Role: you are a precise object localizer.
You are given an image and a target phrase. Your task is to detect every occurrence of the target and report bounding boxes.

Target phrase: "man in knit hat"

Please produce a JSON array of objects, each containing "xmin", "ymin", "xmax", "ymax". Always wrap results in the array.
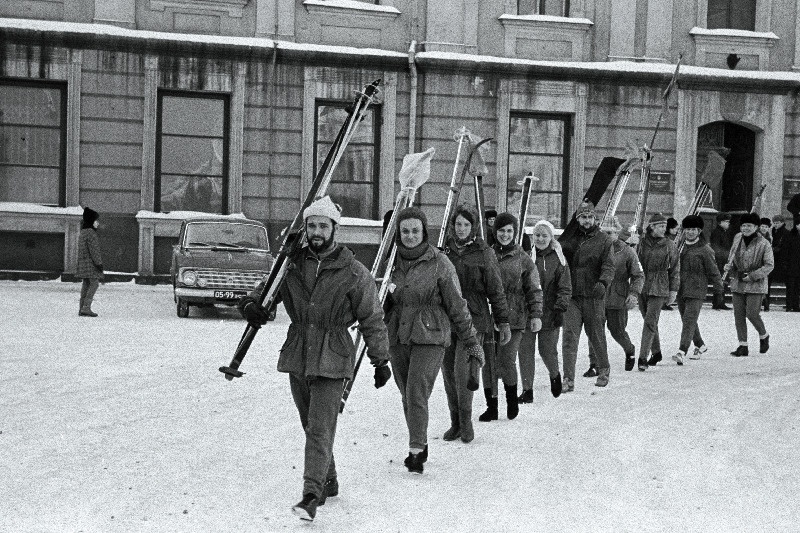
[
  {"xmin": 239, "ymin": 195, "xmax": 390, "ymax": 522},
  {"xmin": 710, "ymin": 212, "xmax": 733, "ymax": 309},
  {"xmin": 637, "ymin": 212, "xmax": 680, "ymax": 370},
  {"xmin": 559, "ymin": 200, "xmax": 616, "ymax": 389}
]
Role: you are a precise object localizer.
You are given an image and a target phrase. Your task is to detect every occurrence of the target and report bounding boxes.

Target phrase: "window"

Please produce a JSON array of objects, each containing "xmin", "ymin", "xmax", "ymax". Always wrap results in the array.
[
  {"xmin": 0, "ymin": 79, "xmax": 67, "ymax": 206},
  {"xmin": 707, "ymin": 0, "xmax": 756, "ymax": 31},
  {"xmin": 156, "ymin": 91, "xmax": 228, "ymax": 213},
  {"xmin": 517, "ymin": 0, "xmax": 570, "ymax": 16},
  {"xmin": 314, "ymin": 101, "xmax": 381, "ymax": 219},
  {"xmin": 507, "ymin": 113, "xmax": 571, "ymax": 227}
]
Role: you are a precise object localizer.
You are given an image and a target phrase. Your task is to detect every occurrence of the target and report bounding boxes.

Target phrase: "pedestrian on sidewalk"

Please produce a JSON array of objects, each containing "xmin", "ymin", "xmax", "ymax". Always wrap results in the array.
[
  {"xmin": 782, "ymin": 216, "xmax": 800, "ymax": 311},
  {"xmin": 586, "ymin": 216, "xmax": 644, "ymax": 373},
  {"xmin": 724, "ymin": 212, "xmax": 774, "ymax": 357},
  {"xmin": 238, "ymin": 196, "xmax": 390, "ymax": 522},
  {"xmin": 480, "ymin": 212, "xmax": 543, "ymax": 422},
  {"xmin": 710, "ymin": 212, "xmax": 734, "ymax": 309},
  {"xmin": 662, "ymin": 218, "xmax": 680, "ymax": 311},
  {"xmin": 443, "ymin": 204, "xmax": 510, "ymax": 444},
  {"xmin": 637, "ymin": 213, "xmax": 680, "ymax": 370},
  {"xmin": 770, "ymin": 214, "xmax": 788, "ymax": 311},
  {"xmin": 559, "ymin": 201, "xmax": 616, "ymax": 390},
  {"xmin": 672, "ymin": 215, "xmax": 723, "ymax": 364},
  {"xmin": 76, "ymin": 207, "xmax": 104, "ymax": 317},
  {"xmin": 383, "ymin": 207, "xmax": 481, "ymax": 472},
  {"xmin": 518, "ymin": 220, "xmax": 571, "ymax": 403}
]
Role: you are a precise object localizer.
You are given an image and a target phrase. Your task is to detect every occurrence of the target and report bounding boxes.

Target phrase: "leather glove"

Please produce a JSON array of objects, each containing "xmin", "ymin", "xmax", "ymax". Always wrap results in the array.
[
  {"xmin": 592, "ymin": 281, "xmax": 607, "ymax": 299},
  {"xmin": 552, "ymin": 310, "xmax": 564, "ymax": 328},
  {"xmin": 373, "ymin": 361, "xmax": 391, "ymax": 389},
  {"xmin": 625, "ymin": 294, "xmax": 638, "ymax": 310},
  {"xmin": 668, "ymin": 290, "xmax": 678, "ymax": 306},
  {"xmin": 497, "ymin": 323, "xmax": 512, "ymax": 346},
  {"xmin": 238, "ymin": 296, "xmax": 269, "ymax": 329},
  {"xmin": 529, "ymin": 317, "xmax": 542, "ymax": 333}
]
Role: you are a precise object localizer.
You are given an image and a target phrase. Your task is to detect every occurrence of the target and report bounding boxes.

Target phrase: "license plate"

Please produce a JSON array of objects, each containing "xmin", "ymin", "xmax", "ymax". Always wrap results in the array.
[{"xmin": 214, "ymin": 290, "xmax": 247, "ymax": 300}]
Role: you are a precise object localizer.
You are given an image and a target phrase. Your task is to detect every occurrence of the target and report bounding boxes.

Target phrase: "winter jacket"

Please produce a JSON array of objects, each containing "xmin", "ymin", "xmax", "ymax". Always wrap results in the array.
[
  {"xmin": 76, "ymin": 228, "xmax": 103, "ymax": 279},
  {"xmin": 257, "ymin": 245, "xmax": 389, "ymax": 380},
  {"xmin": 605, "ymin": 239, "xmax": 644, "ymax": 310},
  {"xmin": 638, "ymin": 233, "xmax": 680, "ymax": 297},
  {"xmin": 725, "ymin": 232, "xmax": 774, "ymax": 294},
  {"xmin": 678, "ymin": 239, "xmax": 723, "ymax": 300},
  {"xmin": 493, "ymin": 244, "xmax": 543, "ymax": 330},
  {"xmin": 444, "ymin": 237, "xmax": 509, "ymax": 333},
  {"xmin": 771, "ymin": 225, "xmax": 789, "ymax": 279},
  {"xmin": 534, "ymin": 244, "xmax": 572, "ymax": 330},
  {"xmin": 385, "ymin": 244, "xmax": 477, "ymax": 348},
  {"xmin": 779, "ymin": 227, "xmax": 800, "ymax": 279},
  {"xmin": 710, "ymin": 226, "xmax": 733, "ymax": 266},
  {"xmin": 560, "ymin": 224, "xmax": 615, "ymax": 299}
]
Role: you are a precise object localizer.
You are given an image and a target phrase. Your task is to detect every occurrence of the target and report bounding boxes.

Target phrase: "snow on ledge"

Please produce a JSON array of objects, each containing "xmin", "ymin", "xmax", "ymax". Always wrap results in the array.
[
  {"xmin": 690, "ymin": 27, "xmax": 779, "ymax": 41},
  {"xmin": 135, "ymin": 210, "xmax": 248, "ymax": 221},
  {"xmin": 498, "ymin": 14, "xmax": 593, "ymax": 26},
  {"xmin": 303, "ymin": 0, "xmax": 400, "ymax": 15},
  {"xmin": 0, "ymin": 202, "xmax": 84, "ymax": 215}
]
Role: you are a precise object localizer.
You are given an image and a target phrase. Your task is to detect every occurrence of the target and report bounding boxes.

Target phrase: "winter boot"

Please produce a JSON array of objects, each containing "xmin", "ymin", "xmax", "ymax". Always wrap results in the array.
[
  {"xmin": 518, "ymin": 389, "xmax": 534, "ymax": 404},
  {"xmin": 442, "ymin": 410, "xmax": 460, "ymax": 441},
  {"xmin": 624, "ymin": 349, "xmax": 636, "ymax": 371},
  {"xmin": 689, "ymin": 345, "xmax": 707, "ymax": 360},
  {"xmin": 760, "ymin": 335, "xmax": 770, "ymax": 354},
  {"xmin": 637, "ymin": 357, "xmax": 648, "ymax": 371},
  {"xmin": 672, "ymin": 351, "xmax": 685, "ymax": 366},
  {"xmin": 459, "ymin": 410, "xmax": 474, "ymax": 443},
  {"xmin": 594, "ymin": 368, "xmax": 610, "ymax": 387},
  {"xmin": 505, "ymin": 384, "xmax": 519, "ymax": 420},
  {"xmin": 404, "ymin": 452, "xmax": 424, "ymax": 474},
  {"xmin": 292, "ymin": 494, "xmax": 319, "ymax": 521},
  {"xmin": 561, "ymin": 377, "xmax": 574, "ymax": 393},
  {"xmin": 318, "ymin": 477, "xmax": 339, "ymax": 506},
  {"xmin": 582, "ymin": 364, "xmax": 598, "ymax": 378},
  {"xmin": 730, "ymin": 345, "xmax": 749, "ymax": 357},
  {"xmin": 478, "ymin": 389, "xmax": 498, "ymax": 422},
  {"xmin": 79, "ymin": 297, "xmax": 98, "ymax": 317},
  {"xmin": 550, "ymin": 372, "xmax": 562, "ymax": 398},
  {"xmin": 647, "ymin": 352, "xmax": 662, "ymax": 366}
]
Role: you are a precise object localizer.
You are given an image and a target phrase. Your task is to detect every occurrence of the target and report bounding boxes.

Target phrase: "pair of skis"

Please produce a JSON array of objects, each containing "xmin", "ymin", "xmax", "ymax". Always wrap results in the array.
[{"xmin": 219, "ymin": 79, "xmax": 381, "ymax": 381}]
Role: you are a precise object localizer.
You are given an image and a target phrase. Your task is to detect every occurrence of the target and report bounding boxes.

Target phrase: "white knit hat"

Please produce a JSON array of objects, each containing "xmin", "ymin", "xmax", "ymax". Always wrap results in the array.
[{"xmin": 303, "ymin": 196, "xmax": 341, "ymax": 224}]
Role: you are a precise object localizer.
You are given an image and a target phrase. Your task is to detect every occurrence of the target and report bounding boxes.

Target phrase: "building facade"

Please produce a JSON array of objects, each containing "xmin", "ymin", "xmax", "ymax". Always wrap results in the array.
[{"xmin": 1, "ymin": 0, "xmax": 799, "ymax": 279}]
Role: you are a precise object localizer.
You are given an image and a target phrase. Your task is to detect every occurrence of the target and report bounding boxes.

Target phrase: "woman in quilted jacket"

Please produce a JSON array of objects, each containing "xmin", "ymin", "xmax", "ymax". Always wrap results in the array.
[
  {"xmin": 76, "ymin": 207, "xmax": 103, "ymax": 317},
  {"xmin": 724, "ymin": 212, "xmax": 774, "ymax": 357}
]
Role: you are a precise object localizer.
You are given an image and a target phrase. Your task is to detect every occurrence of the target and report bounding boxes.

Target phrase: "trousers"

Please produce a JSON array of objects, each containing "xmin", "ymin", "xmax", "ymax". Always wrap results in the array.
[
  {"xmin": 638, "ymin": 295, "xmax": 666, "ymax": 358},
  {"xmin": 482, "ymin": 329, "xmax": 523, "ymax": 396},
  {"xmin": 518, "ymin": 327, "xmax": 561, "ymax": 391},
  {"xmin": 562, "ymin": 297, "xmax": 608, "ymax": 381},
  {"xmin": 677, "ymin": 297, "xmax": 705, "ymax": 353},
  {"xmin": 588, "ymin": 308, "xmax": 635, "ymax": 366},
  {"xmin": 390, "ymin": 344, "xmax": 445, "ymax": 450},
  {"xmin": 732, "ymin": 292, "xmax": 767, "ymax": 342}
]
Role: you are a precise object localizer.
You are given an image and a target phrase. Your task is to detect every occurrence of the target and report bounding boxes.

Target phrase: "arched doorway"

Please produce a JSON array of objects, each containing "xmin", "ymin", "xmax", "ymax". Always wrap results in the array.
[{"xmin": 696, "ymin": 121, "xmax": 756, "ymax": 213}]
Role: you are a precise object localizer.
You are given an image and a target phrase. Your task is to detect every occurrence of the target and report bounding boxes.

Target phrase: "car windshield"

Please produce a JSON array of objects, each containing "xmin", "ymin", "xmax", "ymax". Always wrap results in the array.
[{"xmin": 185, "ymin": 222, "xmax": 269, "ymax": 251}]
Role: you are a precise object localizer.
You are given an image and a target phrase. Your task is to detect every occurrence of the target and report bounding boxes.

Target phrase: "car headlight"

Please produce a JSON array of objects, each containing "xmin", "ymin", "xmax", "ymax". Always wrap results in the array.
[{"xmin": 182, "ymin": 270, "xmax": 197, "ymax": 286}]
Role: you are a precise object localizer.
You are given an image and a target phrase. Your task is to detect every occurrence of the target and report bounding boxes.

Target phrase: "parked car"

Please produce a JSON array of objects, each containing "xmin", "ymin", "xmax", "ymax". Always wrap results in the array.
[{"xmin": 171, "ymin": 217, "xmax": 274, "ymax": 318}]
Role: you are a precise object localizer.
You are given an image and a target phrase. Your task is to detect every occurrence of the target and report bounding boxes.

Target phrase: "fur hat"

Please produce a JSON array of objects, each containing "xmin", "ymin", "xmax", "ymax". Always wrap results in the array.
[
  {"xmin": 760, "ymin": 217, "xmax": 772, "ymax": 227},
  {"xmin": 648, "ymin": 212, "xmax": 668, "ymax": 225},
  {"xmin": 493, "ymin": 212, "xmax": 519, "ymax": 239},
  {"xmin": 716, "ymin": 212, "xmax": 731, "ymax": 222},
  {"xmin": 303, "ymin": 196, "xmax": 341, "ymax": 224},
  {"xmin": 395, "ymin": 206, "xmax": 428, "ymax": 244},
  {"xmin": 576, "ymin": 200, "xmax": 596, "ymax": 217},
  {"xmin": 772, "ymin": 214, "xmax": 785, "ymax": 223},
  {"xmin": 740, "ymin": 212, "xmax": 761, "ymax": 227},
  {"xmin": 600, "ymin": 215, "xmax": 622, "ymax": 232},
  {"xmin": 667, "ymin": 217, "xmax": 679, "ymax": 231},
  {"xmin": 485, "ymin": 209, "xmax": 497, "ymax": 219},
  {"xmin": 681, "ymin": 214, "xmax": 704, "ymax": 230},
  {"xmin": 82, "ymin": 207, "xmax": 99, "ymax": 229}
]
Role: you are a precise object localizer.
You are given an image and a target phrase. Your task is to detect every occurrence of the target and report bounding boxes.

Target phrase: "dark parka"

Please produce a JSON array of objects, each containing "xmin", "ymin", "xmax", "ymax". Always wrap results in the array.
[
  {"xmin": 605, "ymin": 239, "xmax": 645, "ymax": 309},
  {"xmin": 76, "ymin": 228, "xmax": 103, "ymax": 279},
  {"xmin": 638, "ymin": 233, "xmax": 680, "ymax": 297},
  {"xmin": 679, "ymin": 238, "xmax": 723, "ymax": 299},
  {"xmin": 560, "ymin": 224, "xmax": 616, "ymax": 298},
  {"xmin": 444, "ymin": 237, "xmax": 510, "ymax": 333},
  {"xmin": 493, "ymin": 245, "xmax": 544, "ymax": 330},
  {"xmin": 534, "ymin": 245, "xmax": 573, "ymax": 330},
  {"xmin": 385, "ymin": 244, "xmax": 477, "ymax": 348},
  {"xmin": 257, "ymin": 245, "xmax": 389, "ymax": 380}
]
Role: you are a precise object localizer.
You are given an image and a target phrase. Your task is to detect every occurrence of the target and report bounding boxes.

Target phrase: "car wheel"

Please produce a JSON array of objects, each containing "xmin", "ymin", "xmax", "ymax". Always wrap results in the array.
[{"xmin": 177, "ymin": 298, "xmax": 190, "ymax": 318}]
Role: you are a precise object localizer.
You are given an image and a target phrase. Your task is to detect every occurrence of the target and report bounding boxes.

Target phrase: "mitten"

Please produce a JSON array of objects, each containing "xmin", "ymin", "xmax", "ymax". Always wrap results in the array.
[
  {"xmin": 529, "ymin": 317, "xmax": 542, "ymax": 333},
  {"xmin": 592, "ymin": 281, "xmax": 607, "ymax": 299},
  {"xmin": 552, "ymin": 310, "xmax": 564, "ymax": 328},
  {"xmin": 497, "ymin": 323, "xmax": 512, "ymax": 346},
  {"xmin": 373, "ymin": 361, "xmax": 391, "ymax": 389},
  {"xmin": 625, "ymin": 294, "xmax": 638, "ymax": 310},
  {"xmin": 238, "ymin": 296, "xmax": 269, "ymax": 329}
]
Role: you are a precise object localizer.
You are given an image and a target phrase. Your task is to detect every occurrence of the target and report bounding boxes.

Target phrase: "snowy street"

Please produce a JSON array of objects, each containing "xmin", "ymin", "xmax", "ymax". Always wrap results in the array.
[{"xmin": 2, "ymin": 280, "xmax": 799, "ymax": 532}]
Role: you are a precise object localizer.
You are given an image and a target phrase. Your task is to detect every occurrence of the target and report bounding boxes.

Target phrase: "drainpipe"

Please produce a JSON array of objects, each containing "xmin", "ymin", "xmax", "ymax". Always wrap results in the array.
[{"xmin": 407, "ymin": 40, "xmax": 418, "ymax": 155}]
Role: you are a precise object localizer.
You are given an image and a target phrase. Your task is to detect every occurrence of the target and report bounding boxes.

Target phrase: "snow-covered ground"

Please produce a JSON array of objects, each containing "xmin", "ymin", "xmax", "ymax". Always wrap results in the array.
[{"xmin": 2, "ymin": 280, "xmax": 798, "ymax": 533}]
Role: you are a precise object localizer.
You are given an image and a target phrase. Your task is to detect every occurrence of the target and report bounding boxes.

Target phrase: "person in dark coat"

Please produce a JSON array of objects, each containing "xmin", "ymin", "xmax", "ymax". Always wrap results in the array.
[
  {"xmin": 770, "ymin": 214, "xmax": 788, "ymax": 289},
  {"xmin": 724, "ymin": 212, "xmax": 774, "ymax": 357},
  {"xmin": 76, "ymin": 207, "xmax": 103, "ymax": 317},
  {"xmin": 637, "ymin": 212, "xmax": 680, "ymax": 370},
  {"xmin": 710, "ymin": 212, "xmax": 734, "ymax": 309},
  {"xmin": 480, "ymin": 212, "xmax": 543, "ymax": 422},
  {"xmin": 672, "ymin": 215, "xmax": 723, "ymax": 364},
  {"xmin": 559, "ymin": 200, "xmax": 616, "ymax": 389},
  {"xmin": 484, "ymin": 209, "xmax": 497, "ymax": 246},
  {"xmin": 443, "ymin": 204, "xmax": 511, "ymax": 444},
  {"xmin": 239, "ymin": 196, "xmax": 390, "ymax": 522},
  {"xmin": 518, "ymin": 220, "xmax": 571, "ymax": 403},
  {"xmin": 782, "ymin": 216, "xmax": 800, "ymax": 311},
  {"xmin": 662, "ymin": 217, "xmax": 680, "ymax": 310},
  {"xmin": 758, "ymin": 217, "xmax": 773, "ymax": 310},
  {"xmin": 586, "ymin": 215, "xmax": 644, "ymax": 373},
  {"xmin": 383, "ymin": 207, "xmax": 481, "ymax": 472}
]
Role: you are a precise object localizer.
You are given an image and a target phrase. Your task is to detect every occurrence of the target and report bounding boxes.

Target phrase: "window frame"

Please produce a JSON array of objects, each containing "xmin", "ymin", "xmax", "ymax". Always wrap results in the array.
[
  {"xmin": 517, "ymin": 0, "xmax": 571, "ymax": 17},
  {"xmin": 0, "ymin": 77, "xmax": 68, "ymax": 207},
  {"xmin": 312, "ymin": 98, "xmax": 382, "ymax": 220},
  {"xmin": 507, "ymin": 111, "xmax": 572, "ymax": 226},
  {"xmin": 154, "ymin": 89, "xmax": 230, "ymax": 214},
  {"xmin": 706, "ymin": 0, "xmax": 756, "ymax": 31}
]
